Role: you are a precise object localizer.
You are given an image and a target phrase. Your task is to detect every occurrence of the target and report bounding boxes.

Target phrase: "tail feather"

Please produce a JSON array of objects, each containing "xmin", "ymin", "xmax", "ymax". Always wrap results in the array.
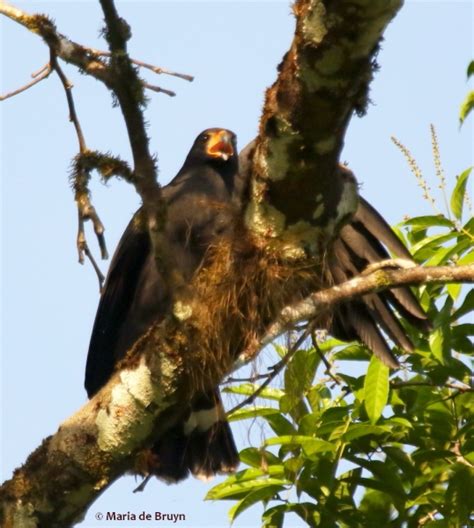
[
  {"xmin": 144, "ymin": 389, "xmax": 239, "ymax": 483},
  {"xmin": 186, "ymin": 420, "xmax": 239, "ymax": 481}
]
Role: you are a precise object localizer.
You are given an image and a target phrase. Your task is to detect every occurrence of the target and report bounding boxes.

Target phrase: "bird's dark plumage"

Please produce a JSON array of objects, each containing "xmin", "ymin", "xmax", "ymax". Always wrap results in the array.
[
  {"xmin": 328, "ymin": 196, "xmax": 430, "ymax": 366},
  {"xmin": 85, "ymin": 131, "xmax": 429, "ymax": 484},
  {"xmin": 85, "ymin": 128, "xmax": 240, "ymax": 482}
]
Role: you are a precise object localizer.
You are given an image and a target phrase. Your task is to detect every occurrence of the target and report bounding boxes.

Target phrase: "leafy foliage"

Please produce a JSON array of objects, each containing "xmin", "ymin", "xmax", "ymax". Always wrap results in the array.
[
  {"xmin": 208, "ymin": 175, "xmax": 474, "ymax": 526},
  {"xmin": 459, "ymin": 60, "xmax": 474, "ymax": 125}
]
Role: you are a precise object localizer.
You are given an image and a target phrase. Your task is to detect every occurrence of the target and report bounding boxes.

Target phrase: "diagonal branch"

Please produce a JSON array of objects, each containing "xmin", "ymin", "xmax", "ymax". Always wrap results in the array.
[
  {"xmin": 0, "ymin": 3, "xmax": 112, "ymax": 84},
  {"xmin": 262, "ymin": 263, "xmax": 474, "ymax": 346}
]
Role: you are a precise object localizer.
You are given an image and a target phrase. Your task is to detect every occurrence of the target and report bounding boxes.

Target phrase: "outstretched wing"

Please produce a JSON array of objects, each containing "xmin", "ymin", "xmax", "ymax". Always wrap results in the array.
[
  {"xmin": 329, "ymin": 196, "xmax": 430, "ymax": 366},
  {"xmin": 84, "ymin": 212, "xmax": 152, "ymax": 397}
]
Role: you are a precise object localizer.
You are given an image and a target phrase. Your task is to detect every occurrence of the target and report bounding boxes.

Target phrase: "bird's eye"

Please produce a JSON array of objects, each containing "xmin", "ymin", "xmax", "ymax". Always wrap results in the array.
[{"xmin": 202, "ymin": 134, "xmax": 209, "ymax": 142}]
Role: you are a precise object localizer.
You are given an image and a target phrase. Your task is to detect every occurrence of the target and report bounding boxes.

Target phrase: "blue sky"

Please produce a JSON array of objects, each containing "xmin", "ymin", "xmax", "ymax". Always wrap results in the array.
[{"xmin": 1, "ymin": 1, "xmax": 472, "ymax": 527}]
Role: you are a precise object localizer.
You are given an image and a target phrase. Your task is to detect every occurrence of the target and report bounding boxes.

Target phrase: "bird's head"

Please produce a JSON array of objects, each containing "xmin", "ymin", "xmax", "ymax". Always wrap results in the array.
[{"xmin": 190, "ymin": 128, "xmax": 237, "ymax": 163}]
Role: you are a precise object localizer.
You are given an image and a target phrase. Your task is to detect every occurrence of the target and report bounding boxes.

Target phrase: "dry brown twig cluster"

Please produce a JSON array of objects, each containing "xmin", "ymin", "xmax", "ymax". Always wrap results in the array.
[{"xmin": 0, "ymin": 1, "xmax": 193, "ymax": 290}]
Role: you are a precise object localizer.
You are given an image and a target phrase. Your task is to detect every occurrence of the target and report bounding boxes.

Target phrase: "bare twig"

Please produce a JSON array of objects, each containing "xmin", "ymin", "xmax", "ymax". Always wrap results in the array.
[
  {"xmin": 50, "ymin": 53, "xmax": 87, "ymax": 152},
  {"xmin": 89, "ymin": 48, "xmax": 194, "ymax": 82},
  {"xmin": 143, "ymin": 82, "xmax": 175, "ymax": 97},
  {"xmin": 223, "ymin": 373, "xmax": 269, "ymax": 384},
  {"xmin": 0, "ymin": 63, "xmax": 52, "ymax": 101},
  {"xmin": 227, "ymin": 325, "xmax": 314, "ymax": 415},
  {"xmin": 451, "ymin": 440, "xmax": 474, "ymax": 468},
  {"xmin": 50, "ymin": 50, "xmax": 109, "ymax": 282},
  {"xmin": 419, "ymin": 510, "xmax": 439, "ymax": 525},
  {"xmin": 311, "ymin": 331, "xmax": 342, "ymax": 386}
]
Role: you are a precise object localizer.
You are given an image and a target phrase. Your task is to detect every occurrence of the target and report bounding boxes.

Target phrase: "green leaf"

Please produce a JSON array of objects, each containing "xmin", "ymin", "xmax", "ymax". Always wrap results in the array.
[
  {"xmin": 464, "ymin": 215, "xmax": 474, "ymax": 235},
  {"xmin": 425, "ymin": 238, "xmax": 472, "ymax": 266},
  {"xmin": 411, "ymin": 232, "xmax": 459, "ymax": 261},
  {"xmin": 284, "ymin": 348, "xmax": 320, "ymax": 404},
  {"xmin": 347, "ymin": 456, "xmax": 406, "ymax": 499},
  {"xmin": 262, "ymin": 505, "xmax": 286, "ymax": 528},
  {"xmin": 447, "ymin": 282, "xmax": 462, "ymax": 301},
  {"xmin": 458, "ymin": 249, "xmax": 474, "ymax": 266},
  {"xmin": 334, "ymin": 343, "xmax": 371, "ymax": 361},
  {"xmin": 264, "ymin": 435, "xmax": 336, "ymax": 457},
  {"xmin": 402, "ymin": 215, "xmax": 454, "ymax": 229},
  {"xmin": 467, "ymin": 60, "xmax": 474, "ymax": 78},
  {"xmin": 239, "ymin": 447, "xmax": 281, "ymax": 469},
  {"xmin": 228, "ymin": 406, "xmax": 279, "ymax": 422},
  {"xmin": 264, "ymin": 413, "xmax": 296, "ymax": 436},
  {"xmin": 206, "ymin": 470, "xmax": 288, "ymax": 500},
  {"xmin": 359, "ymin": 488, "xmax": 392, "ymax": 523},
  {"xmin": 460, "ymin": 91, "xmax": 474, "ymax": 125},
  {"xmin": 450, "ymin": 167, "xmax": 472, "ymax": 220},
  {"xmin": 343, "ymin": 423, "xmax": 390, "ymax": 441},
  {"xmin": 363, "ymin": 356, "xmax": 390, "ymax": 424},
  {"xmin": 383, "ymin": 446, "xmax": 417, "ymax": 482},
  {"xmin": 451, "ymin": 288, "xmax": 474, "ymax": 321},
  {"xmin": 445, "ymin": 464, "xmax": 474, "ymax": 525},
  {"xmin": 223, "ymin": 383, "xmax": 284, "ymax": 401},
  {"xmin": 429, "ymin": 327, "xmax": 445, "ymax": 364},
  {"xmin": 228, "ymin": 485, "xmax": 283, "ymax": 523}
]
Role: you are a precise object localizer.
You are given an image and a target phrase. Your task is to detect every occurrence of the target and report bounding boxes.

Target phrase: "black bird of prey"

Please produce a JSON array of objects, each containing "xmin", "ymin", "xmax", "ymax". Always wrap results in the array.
[
  {"xmin": 85, "ymin": 128, "xmax": 241, "ymax": 482},
  {"xmin": 86, "ymin": 131, "xmax": 429, "ymax": 483}
]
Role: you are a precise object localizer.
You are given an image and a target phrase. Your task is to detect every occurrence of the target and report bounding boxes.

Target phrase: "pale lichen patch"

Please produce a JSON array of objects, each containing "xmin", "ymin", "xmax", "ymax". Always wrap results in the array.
[
  {"xmin": 263, "ymin": 220, "xmax": 328, "ymax": 260},
  {"xmin": 96, "ymin": 381, "xmax": 152, "ymax": 454},
  {"xmin": 244, "ymin": 201, "xmax": 286, "ymax": 239},
  {"xmin": 120, "ymin": 360, "xmax": 156, "ymax": 407},
  {"xmin": 58, "ymin": 37, "xmax": 75, "ymax": 59},
  {"xmin": 281, "ymin": 220, "xmax": 326, "ymax": 257},
  {"xmin": 12, "ymin": 502, "xmax": 38, "ymax": 528},
  {"xmin": 301, "ymin": 1, "xmax": 328, "ymax": 44},
  {"xmin": 335, "ymin": 174, "xmax": 359, "ymax": 223},
  {"xmin": 265, "ymin": 118, "xmax": 299, "ymax": 182},
  {"xmin": 173, "ymin": 300, "xmax": 193, "ymax": 321}
]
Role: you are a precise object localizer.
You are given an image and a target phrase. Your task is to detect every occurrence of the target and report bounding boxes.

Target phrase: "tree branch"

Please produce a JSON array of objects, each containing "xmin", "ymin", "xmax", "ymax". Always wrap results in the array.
[
  {"xmin": 244, "ymin": 0, "xmax": 403, "ymax": 254},
  {"xmin": 0, "ymin": 63, "xmax": 52, "ymax": 100},
  {"xmin": 262, "ymin": 263, "xmax": 474, "ymax": 346}
]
